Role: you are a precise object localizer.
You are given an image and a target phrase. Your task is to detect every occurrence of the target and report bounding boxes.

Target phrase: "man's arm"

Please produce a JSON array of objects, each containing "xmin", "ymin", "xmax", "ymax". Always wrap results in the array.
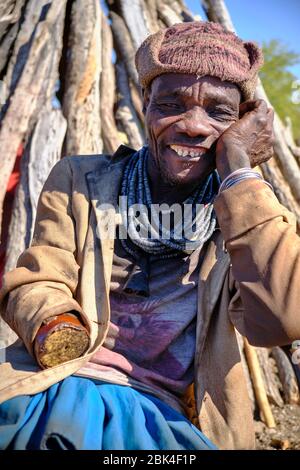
[
  {"xmin": 0, "ymin": 157, "xmax": 91, "ymax": 362},
  {"xmin": 213, "ymin": 98, "xmax": 300, "ymax": 347},
  {"xmin": 214, "ymin": 170, "xmax": 300, "ymax": 347}
]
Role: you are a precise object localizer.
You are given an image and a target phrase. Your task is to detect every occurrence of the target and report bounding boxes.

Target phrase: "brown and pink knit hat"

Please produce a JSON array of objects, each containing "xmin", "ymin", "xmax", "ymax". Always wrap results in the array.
[{"xmin": 135, "ymin": 21, "xmax": 263, "ymax": 100}]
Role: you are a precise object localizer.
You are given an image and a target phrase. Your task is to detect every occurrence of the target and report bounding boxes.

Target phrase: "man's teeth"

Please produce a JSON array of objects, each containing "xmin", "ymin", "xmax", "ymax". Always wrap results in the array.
[{"xmin": 169, "ymin": 144, "xmax": 203, "ymax": 157}]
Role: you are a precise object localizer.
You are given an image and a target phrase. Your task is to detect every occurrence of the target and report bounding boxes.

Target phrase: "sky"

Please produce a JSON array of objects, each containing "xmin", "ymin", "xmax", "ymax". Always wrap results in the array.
[{"xmin": 185, "ymin": 0, "xmax": 300, "ymax": 79}]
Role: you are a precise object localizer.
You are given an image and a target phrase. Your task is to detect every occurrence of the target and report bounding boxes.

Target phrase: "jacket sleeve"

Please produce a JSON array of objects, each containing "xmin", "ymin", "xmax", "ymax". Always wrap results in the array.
[
  {"xmin": 214, "ymin": 178, "xmax": 300, "ymax": 347},
  {"xmin": 0, "ymin": 157, "xmax": 90, "ymax": 356}
]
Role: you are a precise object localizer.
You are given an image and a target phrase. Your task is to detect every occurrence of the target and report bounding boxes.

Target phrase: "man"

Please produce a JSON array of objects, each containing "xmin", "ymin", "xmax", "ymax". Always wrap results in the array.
[{"xmin": 0, "ymin": 21, "xmax": 300, "ymax": 450}]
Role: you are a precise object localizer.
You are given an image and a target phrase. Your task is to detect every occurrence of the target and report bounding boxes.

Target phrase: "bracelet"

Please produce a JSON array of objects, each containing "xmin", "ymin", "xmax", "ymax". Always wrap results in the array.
[
  {"xmin": 35, "ymin": 313, "xmax": 86, "ymax": 345},
  {"xmin": 219, "ymin": 168, "xmax": 273, "ymax": 194},
  {"xmin": 219, "ymin": 167, "xmax": 259, "ymax": 192},
  {"xmin": 34, "ymin": 313, "xmax": 89, "ymax": 369}
]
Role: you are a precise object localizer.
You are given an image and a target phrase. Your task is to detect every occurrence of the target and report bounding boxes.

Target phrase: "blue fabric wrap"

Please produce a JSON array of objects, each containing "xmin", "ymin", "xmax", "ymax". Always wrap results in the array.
[{"xmin": 0, "ymin": 376, "xmax": 216, "ymax": 450}]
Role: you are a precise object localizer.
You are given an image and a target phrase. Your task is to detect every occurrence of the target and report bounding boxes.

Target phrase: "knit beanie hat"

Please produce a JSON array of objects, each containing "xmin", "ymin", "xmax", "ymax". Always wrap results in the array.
[{"xmin": 135, "ymin": 21, "xmax": 263, "ymax": 100}]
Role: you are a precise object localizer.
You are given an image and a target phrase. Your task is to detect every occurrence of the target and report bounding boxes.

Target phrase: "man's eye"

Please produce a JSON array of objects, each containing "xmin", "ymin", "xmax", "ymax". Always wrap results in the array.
[
  {"xmin": 159, "ymin": 102, "xmax": 182, "ymax": 110},
  {"xmin": 208, "ymin": 109, "xmax": 236, "ymax": 121}
]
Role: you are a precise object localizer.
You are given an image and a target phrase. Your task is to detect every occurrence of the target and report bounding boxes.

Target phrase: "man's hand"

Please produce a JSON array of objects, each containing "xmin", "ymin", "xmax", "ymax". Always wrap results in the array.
[{"xmin": 215, "ymin": 99, "xmax": 274, "ymax": 180}]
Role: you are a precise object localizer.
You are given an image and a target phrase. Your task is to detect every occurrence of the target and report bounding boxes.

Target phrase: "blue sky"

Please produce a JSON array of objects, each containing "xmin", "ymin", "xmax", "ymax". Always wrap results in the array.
[{"xmin": 185, "ymin": 0, "xmax": 300, "ymax": 79}]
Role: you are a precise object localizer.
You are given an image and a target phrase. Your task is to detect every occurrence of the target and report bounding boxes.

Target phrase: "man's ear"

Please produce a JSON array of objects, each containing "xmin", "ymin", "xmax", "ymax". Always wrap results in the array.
[{"xmin": 142, "ymin": 86, "xmax": 151, "ymax": 115}]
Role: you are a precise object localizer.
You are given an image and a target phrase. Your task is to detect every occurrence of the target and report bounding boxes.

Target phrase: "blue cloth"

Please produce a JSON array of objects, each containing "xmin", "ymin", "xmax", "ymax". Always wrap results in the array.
[{"xmin": 0, "ymin": 376, "xmax": 216, "ymax": 450}]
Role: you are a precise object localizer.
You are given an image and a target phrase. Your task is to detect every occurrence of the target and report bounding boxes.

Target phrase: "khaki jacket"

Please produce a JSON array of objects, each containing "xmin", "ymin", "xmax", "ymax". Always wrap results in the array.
[{"xmin": 1, "ymin": 146, "xmax": 300, "ymax": 450}]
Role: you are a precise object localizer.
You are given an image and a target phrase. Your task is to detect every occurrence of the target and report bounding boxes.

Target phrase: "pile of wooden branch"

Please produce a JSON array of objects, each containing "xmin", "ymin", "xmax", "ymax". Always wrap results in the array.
[
  {"xmin": 0, "ymin": 0, "xmax": 299, "ymax": 426},
  {"xmin": 239, "ymin": 334, "xmax": 299, "ymax": 428}
]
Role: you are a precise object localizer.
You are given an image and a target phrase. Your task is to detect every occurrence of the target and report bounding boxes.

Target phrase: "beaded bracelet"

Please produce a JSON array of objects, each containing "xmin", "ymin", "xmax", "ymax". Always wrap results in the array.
[{"xmin": 219, "ymin": 167, "xmax": 273, "ymax": 194}]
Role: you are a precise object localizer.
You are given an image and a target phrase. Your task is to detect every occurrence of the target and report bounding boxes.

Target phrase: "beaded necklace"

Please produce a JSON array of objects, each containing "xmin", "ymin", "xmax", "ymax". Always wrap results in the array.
[{"xmin": 119, "ymin": 146, "xmax": 220, "ymax": 260}]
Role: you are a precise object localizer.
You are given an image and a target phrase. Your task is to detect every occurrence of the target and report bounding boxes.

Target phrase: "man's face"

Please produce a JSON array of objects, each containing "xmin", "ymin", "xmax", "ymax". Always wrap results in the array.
[{"xmin": 143, "ymin": 73, "xmax": 241, "ymax": 187}]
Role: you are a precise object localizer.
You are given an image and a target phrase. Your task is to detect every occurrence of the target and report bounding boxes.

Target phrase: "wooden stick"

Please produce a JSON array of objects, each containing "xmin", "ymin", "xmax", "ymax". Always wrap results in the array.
[
  {"xmin": 0, "ymin": 22, "xmax": 19, "ymax": 76},
  {"xmin": 129, "ymin": 80, "xmax": 144, "ymax": 125},
  {"xmin": 261, "ymin": 159, "xmax": 300, "ymax": 229},
  {"xmin": 244, "ymin": 338, "xmax": 276, "ymax": 428},
  {"xmin": 143, "ymin": 0, "xmax": 160, "ymax": 33},
  {"xmin": 110, "ymin": 10, "xmax": 139, "ymax": 87},
  {"xmin": 62, "ymin": 0, "xmax": 102, "ymax": 156},
  {"xmin": 115, "ymin": 61, "xmax": 144, "ymax": 150},
  {"xmin": 100, "ymin": 11, "xmax": 122, "ymax": 154},
  {"xmin": 158, "ymin": 3, "xmax": 182, "ymax": 26},
  {"xmin": 282, "ymin": 345, "xmax": 300, "ymax": 388},
  {"xmin": 117, "ymin": 0, "xmax": 149, "ymax": 50},
  {"xmin": 271, "ymin": 346, "xmax": 300, "ymax": 405},
  {"xmin": 255, "ymin": 347, "xmax": 284, "ymax": 407},
  {"xmin": 256, "ymin": 82, "xmax": 300, "ymax": 204},
  {"xmin": 0, "ymin": 0, "xmax": 25, "ymax": 43},
  {"xmin": 236, "ymin": 331, "xmax": 256, "ymax": 412},
  {"xmin": 5, "ymin": 107, "xmax": 66, "ymax": 274},
  {"xmin": 201, "ymin": 0, "xmax": 235, "ymax": 31},
  {"xmin": 283, "ymin": 117, "xmax": 300, "ymax": 164},
  {"xmin": 0, "ymin": 0, "xmax": 67, "ymax": 241}
]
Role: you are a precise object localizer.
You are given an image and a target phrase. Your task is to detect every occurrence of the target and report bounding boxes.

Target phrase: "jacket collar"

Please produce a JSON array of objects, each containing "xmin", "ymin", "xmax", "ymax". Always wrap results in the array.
[
  {"xmin": 85, "ymin": 146, "xmax": 135, "ymax": 288},
  {"xmin": 195, "ymin": 230, "xmax": 230, "ymax": 368},
  {"xmin": 86, "ymin": 145, "xmax": 135, "ymax": 207}
]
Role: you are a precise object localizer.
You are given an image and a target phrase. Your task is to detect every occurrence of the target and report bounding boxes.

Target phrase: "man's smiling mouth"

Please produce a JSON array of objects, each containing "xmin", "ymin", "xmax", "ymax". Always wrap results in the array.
[{"xmin": 168, "ymin": 144, "xmax": 208, "ymax": 158}]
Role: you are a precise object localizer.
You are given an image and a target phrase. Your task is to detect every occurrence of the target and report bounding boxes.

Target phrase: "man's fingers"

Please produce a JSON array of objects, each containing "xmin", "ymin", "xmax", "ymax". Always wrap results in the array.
[
  {"xmin": 239, "ymin": 100, "xmax": 257, "ymax": 116},
  {"xmin": 239, "ymin": 99, "xmax": 268, "ymax": 118},
  {"xmin": 267, "ymin": 107, "xmax": 275, "ymax": 123}
]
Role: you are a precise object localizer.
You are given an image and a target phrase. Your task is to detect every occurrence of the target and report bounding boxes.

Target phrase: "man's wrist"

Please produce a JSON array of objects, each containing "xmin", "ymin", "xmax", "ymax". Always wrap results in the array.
[
  {"xmin": 218, "ymin": 168, "xmax": 273, "ymax": 194},
  {"xmin": 216, "ymin": 144, "xmax": 251, "ymax": 180}
]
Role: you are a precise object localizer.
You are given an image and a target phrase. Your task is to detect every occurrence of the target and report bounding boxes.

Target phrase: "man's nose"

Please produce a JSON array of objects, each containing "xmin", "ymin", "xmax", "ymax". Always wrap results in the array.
[{"xmin": 174, "ymin": 108, "xmax": 212, "ymax": 138}]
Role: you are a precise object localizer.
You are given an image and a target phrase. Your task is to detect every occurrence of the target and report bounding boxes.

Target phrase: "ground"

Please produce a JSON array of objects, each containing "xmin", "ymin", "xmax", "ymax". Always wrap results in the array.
[{"xmin": 255, "ymin": 404, "xmax": 300, "ymax": 450}]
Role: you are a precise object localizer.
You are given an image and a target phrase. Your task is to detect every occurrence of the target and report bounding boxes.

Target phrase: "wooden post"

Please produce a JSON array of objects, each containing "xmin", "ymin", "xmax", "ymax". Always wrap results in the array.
[
  {"xmin": 244, "ymin": 338, "xmax": 276, "ymax": 428},
  {"xmin": 0, "ymin": 0, "xmax": 67, "ymax": 240},
  {"xmin": 62, "ymin": 0, "xmax": 103, "ymax": 156},
  {"xmin": 272, "ymin": 347, "xmax": 300, "ymax": 405},
  {"xmin": 255, "ymin": 347, "xmax": 284, "ymax": 407},
  {"xmin": 100, "ymin": 11, "xmax": 122, "ymax": 154}
]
